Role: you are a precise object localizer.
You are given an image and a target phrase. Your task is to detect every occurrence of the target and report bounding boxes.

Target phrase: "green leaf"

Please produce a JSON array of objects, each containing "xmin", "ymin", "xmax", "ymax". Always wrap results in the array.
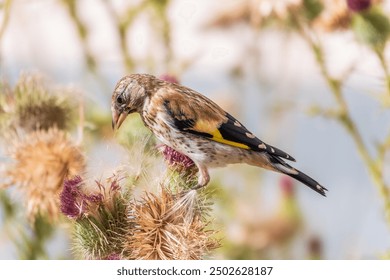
[
  {"xmin": 302, "ymin": 0, "xmax": 324, "ymax": 21},
  {"xmin": 352, "ymin": 9, "xmax": 390, "ymax": 51}
]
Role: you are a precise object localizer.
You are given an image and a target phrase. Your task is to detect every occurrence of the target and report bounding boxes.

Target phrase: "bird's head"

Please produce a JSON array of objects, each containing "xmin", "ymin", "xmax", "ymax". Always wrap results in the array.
[{"xmin": 111, "ymin": 74, "xmax": 155, "ymax": 130}]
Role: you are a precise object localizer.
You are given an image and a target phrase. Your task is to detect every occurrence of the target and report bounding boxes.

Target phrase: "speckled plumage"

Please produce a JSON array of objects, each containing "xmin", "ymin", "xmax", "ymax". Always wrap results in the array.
[{"xmin": 111, "ymin": 74, "xmax": 327, "ymax": 196}]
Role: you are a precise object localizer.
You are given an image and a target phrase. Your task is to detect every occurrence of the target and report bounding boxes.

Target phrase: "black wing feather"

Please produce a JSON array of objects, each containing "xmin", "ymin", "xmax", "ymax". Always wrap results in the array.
[
  {"xmin": 219, "ymin": 113, "xmax": 296, "ymax": 161},
  {"xmin": 163, "ymin": 99, "xmax": 295, "ymax": 162}
]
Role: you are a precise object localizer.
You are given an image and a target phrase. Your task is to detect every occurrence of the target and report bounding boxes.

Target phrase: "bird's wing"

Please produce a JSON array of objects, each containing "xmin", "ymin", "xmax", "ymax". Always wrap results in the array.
[{"xmin": 160, "ymin": 87, "xmax": 295, "ymax": 162}]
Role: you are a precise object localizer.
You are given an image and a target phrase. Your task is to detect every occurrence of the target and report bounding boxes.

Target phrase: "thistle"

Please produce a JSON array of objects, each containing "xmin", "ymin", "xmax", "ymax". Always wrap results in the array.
[
  {"xmin": 206, "ymin": 0, "xmax": 305, "ymax": 29},
  {"xmin": 314, "ymin": 0, "xmax": 351, "ymax": 31},
  {"xmin": 61, "ymin": 174, "xmax": 218, "ymax": 260},
  {"xmin": 159, "ymin": 74, "xmax": 179, "ymax": 84},
  {"xmin": 0, "ymin": 74, "xmax": 74, "ymax": 133},
  {"xmin": 1, "ymin": 128, "xmax": 85, "ymax": 222},
  {"xmin": 60, "ymin": 175, "xmax": 130, "ymax": 260},
  {"xmin": 126, "ymin": 187, "xmax": 219, "ymax": 260},
  {"xmin": 347, "ymin": 0, "xmax": 372, "ymax": 12},
  {"xmin": 60, "ymin": 176, "xmax": 103, "ymax": 219}
]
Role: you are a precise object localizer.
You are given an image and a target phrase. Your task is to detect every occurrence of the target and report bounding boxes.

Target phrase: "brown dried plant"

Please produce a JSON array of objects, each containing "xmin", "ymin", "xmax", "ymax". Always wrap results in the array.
[
  {"xmin": 1, "ymin": 128, "xmax": 85, "ymax": 221},
  {"xmin": 126, "ymin": 187, "xmax": 219, "ymax": 260},
  {"xmin": 0, "ymin": 74, "xmax": 74, "ymax": 133}
]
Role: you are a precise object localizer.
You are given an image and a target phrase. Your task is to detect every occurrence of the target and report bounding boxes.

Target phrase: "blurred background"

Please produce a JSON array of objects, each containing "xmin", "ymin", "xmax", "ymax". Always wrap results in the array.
[{"xmin": 1, "ymin": 0, "xmax": 390, "ymax": 259}]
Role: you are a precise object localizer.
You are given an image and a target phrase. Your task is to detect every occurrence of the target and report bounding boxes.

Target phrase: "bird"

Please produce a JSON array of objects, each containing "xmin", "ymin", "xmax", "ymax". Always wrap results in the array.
[{"xmin": 111, "ymin": 74, "xmax": 327, "ymax": 196}]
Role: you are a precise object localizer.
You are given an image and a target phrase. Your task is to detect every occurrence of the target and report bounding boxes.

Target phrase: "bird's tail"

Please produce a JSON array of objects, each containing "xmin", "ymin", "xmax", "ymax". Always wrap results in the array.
[
  {"xmin": 270, "ymin": 156, "xmax": 328, "ymax": 197},
  {"xmin": 288, "ymin": 169, "xmax": 327, "ymax": 196}
]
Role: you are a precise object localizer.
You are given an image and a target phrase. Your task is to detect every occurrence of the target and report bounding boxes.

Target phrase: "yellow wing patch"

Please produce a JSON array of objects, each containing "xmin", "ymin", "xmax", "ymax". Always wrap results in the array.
[
  {"xmin": 211, "ymin": 129, "xmax": 250, "ymax": 149},
  {"xmin": 193, "ymin": 120, "xmax": 250, "ymax": 150}
]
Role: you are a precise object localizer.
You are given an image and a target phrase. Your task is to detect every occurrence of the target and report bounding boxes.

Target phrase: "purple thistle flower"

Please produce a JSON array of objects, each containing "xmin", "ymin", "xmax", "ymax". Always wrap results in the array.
[
  {"xmin": 280, "ymin": 176, "xmax": 295, "ymax": 197},
  {"xmin": 104, "ymin": 253, "xmax": 121, "ymax": 260},
  {"xmin": 85, "ymin": 193, "xmax": 103, "ymax": 203},
  {"xmin": 110, "ymin": 179, "xmax": 121, "ymax": 192},
  {"xmin": 159, "ymin": 74, "xmax": 179, "ymax": 84},
  {"xmin": 60, "ymin": 176, "xmax": 103, "ymax": 219},
  {"xmin": 347, "ymin": 0, "xmax": 371, "ymax": 12},
  {"xmin": 160, "ymin": 145, "xmax": 195, "ymax": 170},
  {"xmin": 60, "ymin": 176, "xmax": 85, "ymax": 219},
  {"xmin": 94, "ymin": 177, "xmax": 122, "ymax": 200}
]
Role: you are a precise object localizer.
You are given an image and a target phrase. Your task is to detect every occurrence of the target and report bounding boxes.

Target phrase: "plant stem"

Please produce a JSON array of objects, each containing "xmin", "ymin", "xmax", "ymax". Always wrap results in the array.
[
  {"xmin": 77, "ymin": 97, "xmax": 84, "ymax": 145},
  {"xmin": 61, "ymin": 0, "xmax": 98, "ymax": 74},
  {"xmin": 102, "ymin": 0, "xmax": 149, "ymax": 72},
  {"xmin": 0, "ymin": 0, "xmax": 12, "ymax": 42},
  {"xmin": 375, "ymin": 49, "xmax": 390, "ymax": 98},
  {"xmin": 0, "ymin": 0, "xmax": 13, "ymax": 73},
  {"xmin": 309, "ymin": 38, "xmax": 390, "ymax": 225}
]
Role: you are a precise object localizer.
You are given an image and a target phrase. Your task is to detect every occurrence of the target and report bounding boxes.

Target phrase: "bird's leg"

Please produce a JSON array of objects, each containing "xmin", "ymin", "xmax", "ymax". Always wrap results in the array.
[{"xmin": 192, "ymin": 164, "xmax": 210, "ymax": 190}]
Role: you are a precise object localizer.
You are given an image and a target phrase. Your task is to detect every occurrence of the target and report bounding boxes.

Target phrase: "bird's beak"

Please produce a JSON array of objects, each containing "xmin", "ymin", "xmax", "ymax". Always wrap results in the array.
[{"xmin": 112, "ymin": 110, "xmax": 128, "ymax": 130}]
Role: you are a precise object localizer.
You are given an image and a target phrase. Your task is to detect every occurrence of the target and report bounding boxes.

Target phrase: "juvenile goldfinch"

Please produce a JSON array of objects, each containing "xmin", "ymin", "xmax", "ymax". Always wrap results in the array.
[{"xmin": 111, "ymin": 74, "xmax": 327, "ymax": 196}]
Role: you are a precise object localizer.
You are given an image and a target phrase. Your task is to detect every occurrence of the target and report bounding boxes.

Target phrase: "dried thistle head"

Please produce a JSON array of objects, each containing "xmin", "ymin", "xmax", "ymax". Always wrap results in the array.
[
  {"xmin": 61, "ymin": 175, "xmax": 130, "ymax": 260},
  {"xmin": 314, "ymin": 0, "xmax": 383, "ymax": 32},
  {"xmin": 2, "ymin": 128, "xmax": 85, "ymax": 221},
  {"xmin": 1, "ymin": 74, "xmax": 74, "ymax": 132},
  {"xmin": 314, "ymin": 0, "xmax": 351, "ymax": 31},
  {"xmin": 257, "ymin": 0, "xmax": 303, "ymax": 21},
  {"xmin": 206, "ymin": 1, "xmax": 254, "ymax": 28},
  {"xmin": 240, "ymin": 214, "xmax": 301, "ymax": 251},
  {"xmin": 126, "ymin": 187, "xmax": 219, "ymax": 260},
  {"xmin": 206, "ymin": 0, "xmax": 304, "ymax": 29}
]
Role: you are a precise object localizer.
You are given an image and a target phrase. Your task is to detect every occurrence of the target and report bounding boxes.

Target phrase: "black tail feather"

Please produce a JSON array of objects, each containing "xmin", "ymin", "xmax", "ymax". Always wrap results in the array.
[
  {"xmin": 270, "ymin": 156, "xmax": 327, "ymax": 197},
  {"xmin": 288, "ymin": 170, "xmax": 328, "ymax": 197}
]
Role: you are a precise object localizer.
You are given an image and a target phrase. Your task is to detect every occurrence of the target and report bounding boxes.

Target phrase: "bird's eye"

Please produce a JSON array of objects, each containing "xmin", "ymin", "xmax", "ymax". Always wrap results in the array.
[{"xmin": 116, "ymin": 95, "xmax": 124, "ymax": 104}]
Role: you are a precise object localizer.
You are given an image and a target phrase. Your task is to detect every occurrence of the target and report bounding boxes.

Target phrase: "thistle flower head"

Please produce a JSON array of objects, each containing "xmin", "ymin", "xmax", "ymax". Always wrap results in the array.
[
  {"xmin": 280, "ymin": 176, "xmax": 295, "ymax": 197},
  {"xmin": 159, "ymin": 74, "xmax": 179, "ymax": 84},
  {"xmin": 314, "ymin": 0, "xmax": 351, "ymax": 31},
  {"xmin": 60, "ymin": 176, "xmax": 103, "ymax": 219},
  {"xmin": 126, "ymin": 187, "xmax": 219, "ymax": 260},
  {"xmin": 1, "ymin": 128, "xmax": 85, "ymax": 221},
  {"xmin": 104, "ymin": 253, "xmax": 121, "ymax": 260},
  {"xmin": 347, "ymin": 0, "xmax": 371, "ymax": 12},
  {"xmin": 207, "ymin": 0, "xmax": 304, "ymax": 29},
  {"xmin": 159, "ymin": 145, "xmax": 195, "ymax": 170},
  {"xmin": 314, "ymin": 0, "xmax": 382, "ymax": 32},
  {"xmin": 205, "ymin": 1, "xmax": 253, "ymax": 28},
  {"xmin": 1, "ymin": 74, "xmax": 74, "ymax": 132},
  {"xmin": 61, "ymin": 175, "xmax": 130, "ymax": 260},
  {"xmin": 258, "ymin": 0, "xmax": 303, "ymax": 20}
]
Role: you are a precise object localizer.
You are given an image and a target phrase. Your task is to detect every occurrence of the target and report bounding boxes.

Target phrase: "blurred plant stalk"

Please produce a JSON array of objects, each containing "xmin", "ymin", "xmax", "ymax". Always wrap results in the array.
[
  {"xmin": 0, "ymin": 0, "xmax": 13, "ymax": 74},
  {"xmin": 62, "ymin": 0, "xmax": 174, "ymax": 76},
  {"xmin": 61, "ymin": 0, "xmax": 98, "ymax": 74},
  {"xmin": 312, "ymin": 39, "xmax": 390, "ymax": 223},
  {"xmin": 0, "ymin": 0, "xmax": 13, "ymax": 44},
  {"xmin": 208, "ymin": 0, "xmax": 390, "ymax": 227},
  {"xmin": 295, "ymin": 1, "xmax": 390, "ymax": 226}
]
